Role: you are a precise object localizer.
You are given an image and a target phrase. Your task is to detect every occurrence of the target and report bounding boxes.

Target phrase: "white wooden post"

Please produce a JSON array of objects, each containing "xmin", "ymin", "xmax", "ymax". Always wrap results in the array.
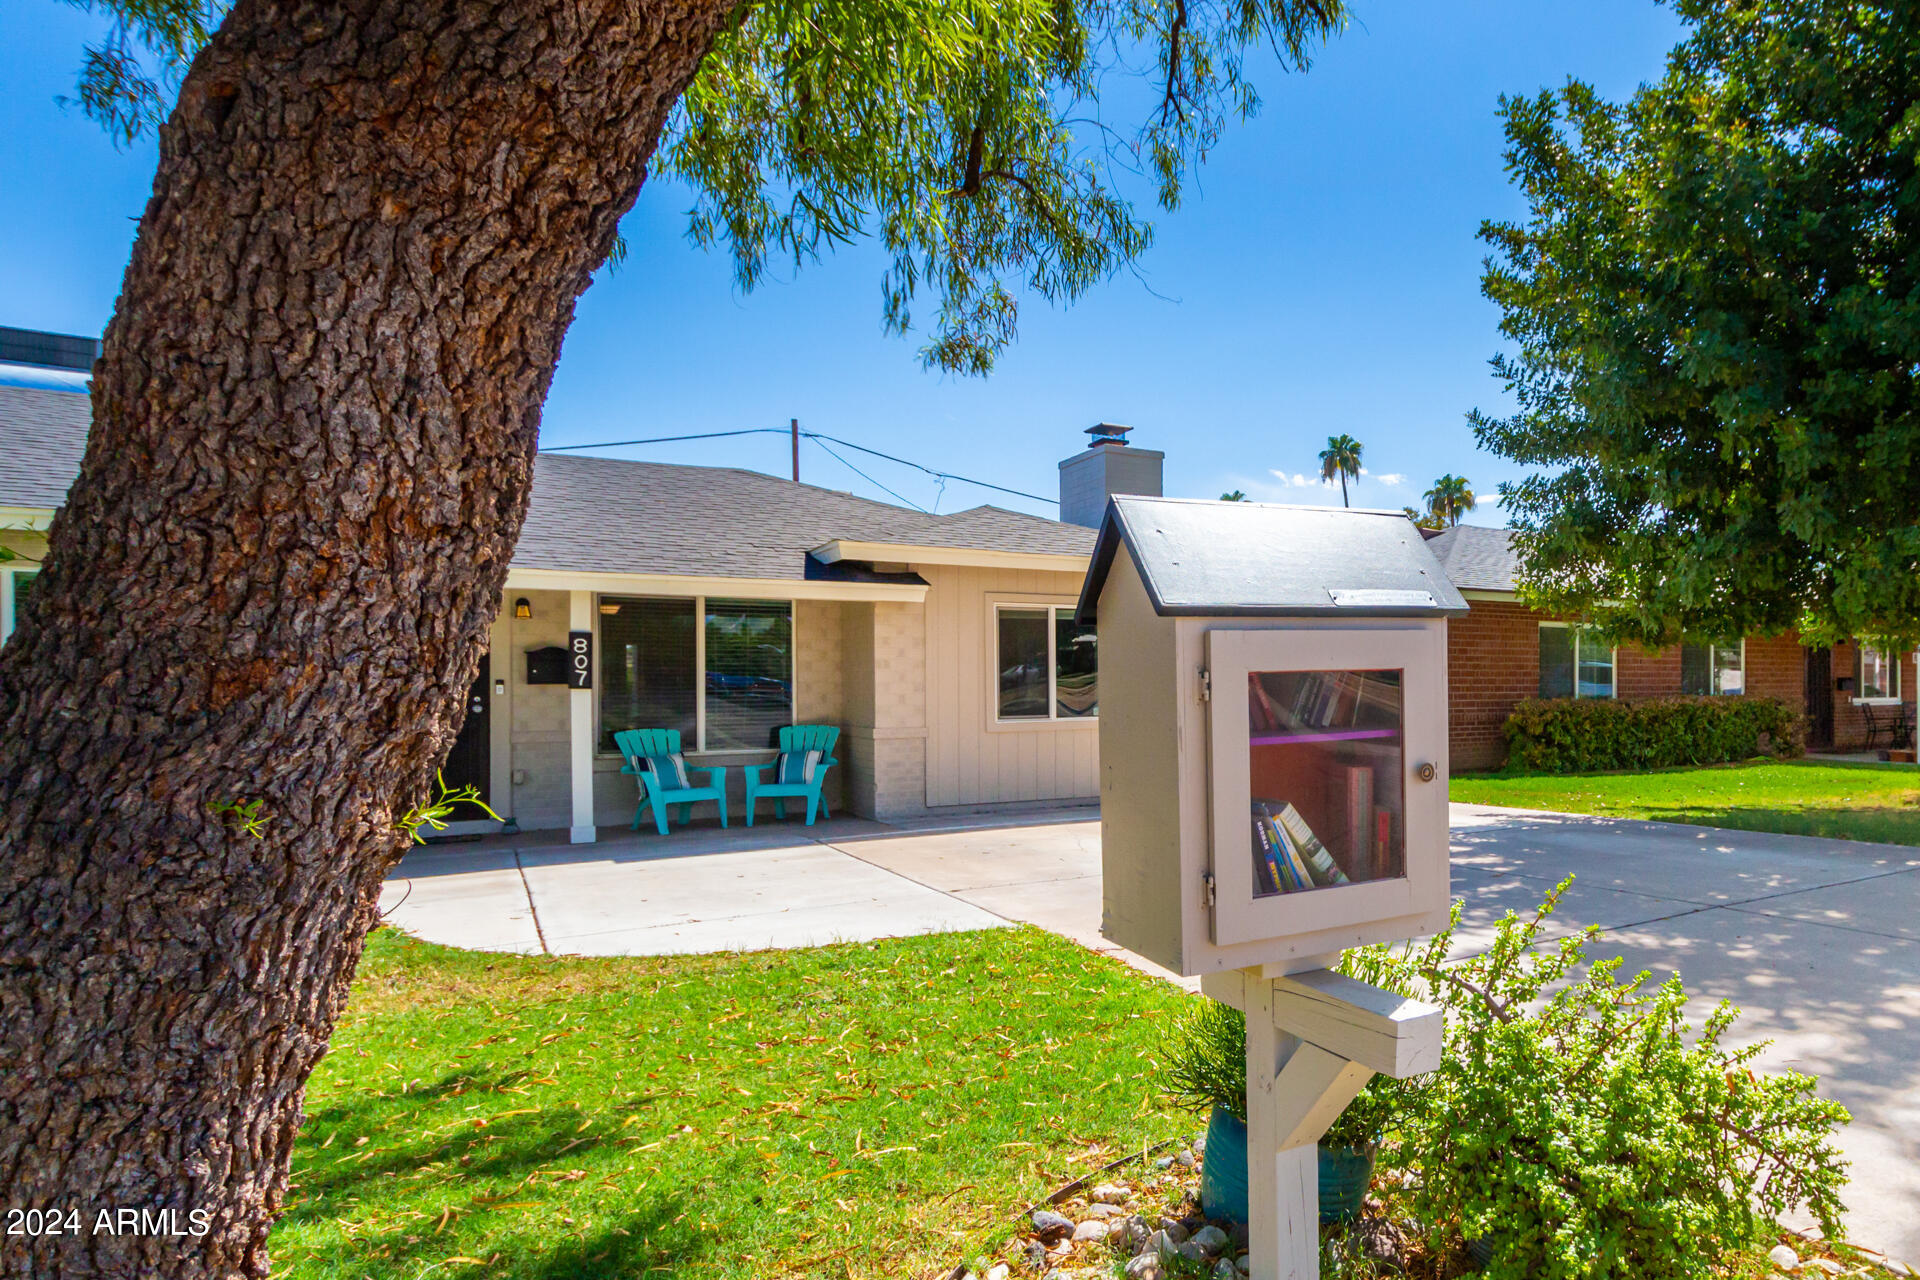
[
  {"xmin": 568, "ymin": 589, "xmax": 597, "ymax": 844},
  {"xmin": 1203, "ymin": 967, "xmax": 1442, "ymax": 1280}
]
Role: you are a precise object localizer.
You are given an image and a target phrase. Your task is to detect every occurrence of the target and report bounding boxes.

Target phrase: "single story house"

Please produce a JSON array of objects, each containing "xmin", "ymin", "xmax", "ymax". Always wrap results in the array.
[
  {"xmin": 0, "ymin": 329, "xmax": 1173, "ymax": 840},
  {"xmin": 1425, "ymin": 524, "xmax": 1916, "ymax": 770}
]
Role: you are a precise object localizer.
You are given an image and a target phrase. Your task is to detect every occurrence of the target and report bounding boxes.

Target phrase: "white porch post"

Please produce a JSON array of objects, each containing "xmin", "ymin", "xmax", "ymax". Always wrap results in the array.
[{"xmin": 568, "ymin": 589, "xmax": 597, "ymax": 844}]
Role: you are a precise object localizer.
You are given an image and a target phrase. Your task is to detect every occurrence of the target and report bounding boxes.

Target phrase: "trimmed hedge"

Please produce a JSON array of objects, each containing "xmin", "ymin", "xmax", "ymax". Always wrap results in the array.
[{"xmin": 1502, "ymin": 695, "xmax": 1806, "ymax": 773}]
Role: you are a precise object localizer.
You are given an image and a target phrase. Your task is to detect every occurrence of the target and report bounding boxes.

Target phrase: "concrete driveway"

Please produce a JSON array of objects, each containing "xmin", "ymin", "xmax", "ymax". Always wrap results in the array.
[{"xmin": 379, "ymin": 802, "xmax": 1920, "ymax": 1260}]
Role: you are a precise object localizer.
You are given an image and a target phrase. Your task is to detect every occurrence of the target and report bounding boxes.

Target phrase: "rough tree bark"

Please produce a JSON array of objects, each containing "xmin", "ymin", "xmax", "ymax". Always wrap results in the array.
[{"xmin": 0, "ymin": 0, "xmax": 736, "ymax": 1274}]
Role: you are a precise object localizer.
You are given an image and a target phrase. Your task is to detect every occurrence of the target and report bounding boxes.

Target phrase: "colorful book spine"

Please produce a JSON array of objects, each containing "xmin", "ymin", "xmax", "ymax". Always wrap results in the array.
[
  {"xmin": 1275, "ymin": 803, "xmax": 1350, "ymax": 887},
  {"xmin": 1257, "ymin": 804, "xmax": 1315, "ymax": 890},
  {"xmin": 1251, "ymin": 813, "xmax": 1282, "ymax": 895}
]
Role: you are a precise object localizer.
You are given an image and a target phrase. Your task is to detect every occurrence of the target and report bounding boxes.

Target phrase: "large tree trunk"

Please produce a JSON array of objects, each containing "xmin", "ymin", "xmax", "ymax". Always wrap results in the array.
[{"xmin": 0, "ymin": 0, "xmax": 734, "ymax": 1273}]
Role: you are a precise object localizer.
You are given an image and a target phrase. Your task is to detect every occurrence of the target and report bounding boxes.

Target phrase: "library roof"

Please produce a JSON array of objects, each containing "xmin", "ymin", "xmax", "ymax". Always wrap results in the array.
[{"xmin": 1076, "ymin": 496, "xmax": 1469, "ymax": 621}]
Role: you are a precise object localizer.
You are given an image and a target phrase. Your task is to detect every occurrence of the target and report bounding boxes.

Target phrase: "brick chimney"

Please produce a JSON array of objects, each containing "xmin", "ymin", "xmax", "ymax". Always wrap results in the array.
[{"xmin": 1058, "ymin": 423, "xmax": 1164, "ymax": 528}]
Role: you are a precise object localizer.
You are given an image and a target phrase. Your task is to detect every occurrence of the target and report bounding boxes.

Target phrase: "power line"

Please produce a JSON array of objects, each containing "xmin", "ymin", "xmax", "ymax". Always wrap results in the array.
[
  {"xmin": 807, "ymin": 437, "xmax": 926, "ymax": 511},
  {"xmin": 541, "ymin": 424, "xmax": 1056, "ymax": 509}
]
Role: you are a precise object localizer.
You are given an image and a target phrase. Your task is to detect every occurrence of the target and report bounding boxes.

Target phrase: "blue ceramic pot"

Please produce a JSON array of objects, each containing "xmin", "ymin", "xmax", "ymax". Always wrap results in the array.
[{"xmin": 1197, "ymin": 1107, "xmax": 1378, "ymax": 1225}]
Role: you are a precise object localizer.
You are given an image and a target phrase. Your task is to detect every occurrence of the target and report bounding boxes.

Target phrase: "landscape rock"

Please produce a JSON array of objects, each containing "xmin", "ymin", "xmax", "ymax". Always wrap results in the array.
[
  {"xmin": 1156, "ymin": 1218, "xmax": 1190, "ymax": 1243},
  {"xmin": 1081, "ymin": 1202, "xmax": 1123, "ymax": 1219},
  {"xmin": 1123, "ymin": 1256, "xmax": 1165, "ymax": 1280},
  {"xmin": 1154, "ymin": 1156, "xmax": 1174, "ymax": 1170},
  {"xmin": 1174, "ymin": 1148, "xmax": 1197, "ymax": 1168},
  {"xmin": 1022, "ymin": 1240, "xmax": 1047, "ymax": 1271},
  {"xmin": 1235, "ymin": 1255, "xmax": 1251, "ymax": 1275},
  {"xmin": 1211, "ymin": 1261, "xmax": 1238, "ymax": 1280},
  {"xmin": 986, "ymin": 1267, "xmax": 1009, "ymax": 1280},
  {"xmin": 1091, "ymin": 1182, "xmax": 1130, "ymax": 1204},
  {"xmin": 1032, "ymin": 1208, "xmax": 1076, "ymax": 1243},
  {"xmin": 1769, "ymin": 1244, "xmax": 1800, "ymax": 1272},
  {"xmin": 1145, "ymin": 1229, "xmax": 1185, "ymax": 1261},
  {"xmin": 1176, "ymin": 1241, "xmax": 1212, "ymax": 1263},
  {"xmin": 1072, "ymin": 1219, "xmax": 1110, "ymax": 1243},
  {"xmin": 1189, "ymin": 1225, "xmax": 1230, "ymax": 1256}
]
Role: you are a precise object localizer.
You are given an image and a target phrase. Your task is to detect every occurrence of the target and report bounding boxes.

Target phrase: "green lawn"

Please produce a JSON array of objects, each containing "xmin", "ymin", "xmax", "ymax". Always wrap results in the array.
[
  {"xmin": 273, "ymin": 926, "xmax": 1193, "ymax": 1280},
  {"xmin": 1452, "ymin": 758, "xmax": 1920, "ymax": 845}
]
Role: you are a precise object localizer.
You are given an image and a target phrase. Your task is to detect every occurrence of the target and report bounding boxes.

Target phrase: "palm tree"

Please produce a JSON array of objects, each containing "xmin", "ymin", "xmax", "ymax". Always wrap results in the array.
[
  {"xmin": 1423, "ymin": 474, "xmax": 1476, "ymax": 527},
  {"xmin": 1219, "ymin": 490, "xmax": 1248, "ymax": 502},
  {"xmin": 1318, "ymin": 434, "xmax": 1364, "ymax": 507}
]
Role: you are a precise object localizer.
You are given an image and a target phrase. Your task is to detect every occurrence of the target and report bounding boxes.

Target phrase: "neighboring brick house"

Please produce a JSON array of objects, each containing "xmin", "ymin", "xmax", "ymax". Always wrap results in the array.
[{"xmin": 1426, "ymin": 526, "xmax": 1917, "ymax": 771}]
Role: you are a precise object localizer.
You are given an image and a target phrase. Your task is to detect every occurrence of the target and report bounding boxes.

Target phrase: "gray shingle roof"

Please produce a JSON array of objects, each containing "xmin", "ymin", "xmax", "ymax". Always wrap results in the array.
[
  {"xmin": 1421, "ymin": 524, "xmax": 1519, "ymax": 593},
  {"xmin": 0, "ymin": 384, "xmax": 90, "ymax": 510},
  {"xmin": 511, "ymin": 454, "xmax": 1095, "ymax": 579},
  {"xmin": 1078, "ymin": 497, "xmax": 1468, "ymax": 620},
  {"xmin": 0, "ymin": 390, "xmax": 1096, "ymax": 578}
]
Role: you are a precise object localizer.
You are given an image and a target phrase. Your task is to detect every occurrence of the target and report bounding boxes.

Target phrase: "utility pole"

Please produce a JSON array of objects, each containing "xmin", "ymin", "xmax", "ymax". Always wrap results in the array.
[{"xmin": 790, "ymin": 418, "xmax": 800, "ymax": 483}]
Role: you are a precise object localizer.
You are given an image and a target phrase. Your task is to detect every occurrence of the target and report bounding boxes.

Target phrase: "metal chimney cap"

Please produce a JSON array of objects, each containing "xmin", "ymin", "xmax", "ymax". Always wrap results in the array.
[{"xmin": 1085, "ymin": 422, "xmax": 1132, "ymax": 447}]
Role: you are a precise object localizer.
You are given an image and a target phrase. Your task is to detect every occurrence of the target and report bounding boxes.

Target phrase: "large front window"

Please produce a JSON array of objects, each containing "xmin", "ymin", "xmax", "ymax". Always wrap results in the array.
[
  {"xmin": 996, "ymin": 605, "xmax": 1097, "ymax": 721},
  {"xmin": 1681, "ymin": 641, "xmax": 1744, "ymax": 696},
  {"xmin": 597, "ymin": 596, "xmax": 793, "ymax": 752},
  {"xmin": 703, "ymin": 599, "xmax": 793, "ymax": 749},
  {"xmin": 1539, "ymin": 624, "xmax": 1613, "ymax": 699},
  {"xmin": 1857, "ymin": 646, "xmax": 1900, "ymax": 702}
]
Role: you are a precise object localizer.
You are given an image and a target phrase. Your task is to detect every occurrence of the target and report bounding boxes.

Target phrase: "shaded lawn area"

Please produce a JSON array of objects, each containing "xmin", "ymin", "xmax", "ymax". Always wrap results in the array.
[
  {"xmin": 1452, "ymin": 758, "xmax": 1920, "ymax": 845},
  {"xmin": 273, "ymin": 926, "xmax": 1193, "ymax": 1279}
]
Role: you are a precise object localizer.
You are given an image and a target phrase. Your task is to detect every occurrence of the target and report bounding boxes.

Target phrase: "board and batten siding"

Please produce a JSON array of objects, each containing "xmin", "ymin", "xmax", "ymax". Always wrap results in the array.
[{"xmin": 920, "ymin": 563, "xmax": 1099, "ymax": 808}]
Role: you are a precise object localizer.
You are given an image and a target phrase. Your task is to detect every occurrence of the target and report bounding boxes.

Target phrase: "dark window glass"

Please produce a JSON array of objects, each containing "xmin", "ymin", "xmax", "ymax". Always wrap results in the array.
[
  {"xmin": 598, "ymin": 597, "xmax": 696, "ymax": 752},
  {"xmin": 704, "ymin": 599, "xmax": 793, "ymax": 750},
  {"xmin": 997, "ymin": 608, "xmax": 1049, "ymax": 719},
  {"xmin": 1539, "ymin": 626, "xmax": 1575, "ymax": 699},
  {"xmin": 1680, "ymin": 642, "xmax": 1710, "ymax": 696},
  {"xmin": 1054, "ymin": 607, "xmax": 1097, "ymax": 718}
]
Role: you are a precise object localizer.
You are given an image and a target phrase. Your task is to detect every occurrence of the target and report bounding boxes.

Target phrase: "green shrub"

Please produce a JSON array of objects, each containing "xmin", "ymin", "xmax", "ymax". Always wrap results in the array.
[
  {"xmin": 1351, "ymin": 881, "xmax": 1850, "ymax": 1280},
  {"xmin": 1502, "ymin": 695, "xmax": 1804, "ymax": 773}
]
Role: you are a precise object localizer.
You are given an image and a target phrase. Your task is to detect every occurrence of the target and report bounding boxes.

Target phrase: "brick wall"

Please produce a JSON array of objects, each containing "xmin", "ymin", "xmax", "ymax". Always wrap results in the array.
[
  {"xmin": 1828, "ymin": 640, "xmax": 1917, "ymax": 750},
  {"xmin": 1447, "ymin": 599, "xmax": 1543, "ymax": 772},
  {"xmin": 1448, "ymin": 597, "xmax": 1821, "ymax": 771}
]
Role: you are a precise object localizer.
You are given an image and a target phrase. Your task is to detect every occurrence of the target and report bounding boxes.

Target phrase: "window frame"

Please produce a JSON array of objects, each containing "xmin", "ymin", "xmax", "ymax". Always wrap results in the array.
[
  {"xmin": 990, "ymin": 599, "xmax": 1098, "ymax": 728},
  {"xmin": 1853, "ymin": 645, "xmax": 1902, "ymax": 705},
  {"xmin": 593, "ymin": 593, "xmax": 797, "ymax": 756},
  {"xmin": 0, "ymin": 565, "xmax": 38, "ymax": 643},
  {"xmin": 1538, "ymin": 621, "xmax": 1616, "ymax": 700},
  {"xmin": 1681, "ymin": 639, "xmax": 1747, "ymax": 696}
]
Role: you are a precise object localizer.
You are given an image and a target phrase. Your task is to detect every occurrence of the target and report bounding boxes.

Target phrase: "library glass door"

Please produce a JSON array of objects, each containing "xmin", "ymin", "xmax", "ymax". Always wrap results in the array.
[{"xmin": 1204, "ymin": 626, "xmax": 1448, "ymax": 947}]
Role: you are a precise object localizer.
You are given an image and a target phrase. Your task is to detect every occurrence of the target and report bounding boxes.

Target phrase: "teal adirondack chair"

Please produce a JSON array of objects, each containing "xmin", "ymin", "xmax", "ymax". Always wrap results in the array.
[
  {"xmin": 742, "ymin": 725, "xmax": 840, "ymax": 826},
  {"xmin": 614, "ymin": 728, "xmax": 729, "ymax": 834}
]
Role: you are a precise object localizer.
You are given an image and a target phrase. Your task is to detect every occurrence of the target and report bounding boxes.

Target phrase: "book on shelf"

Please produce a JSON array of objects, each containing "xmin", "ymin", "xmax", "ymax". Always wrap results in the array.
[
  {"xmin": 1343, "ymin": 765, "xmax": 1374, "ymax": 881},
  {"xmin": 1251, "ymin": 813, "xmax": 1283, "ymax": 895},
  {"xmin": 1256, "ymin": 670, "xmax": 1398, "ymax": 735},
  {"xmin": 1254, "ymin": 802, "xmax": 1349, "ymax": 889}
]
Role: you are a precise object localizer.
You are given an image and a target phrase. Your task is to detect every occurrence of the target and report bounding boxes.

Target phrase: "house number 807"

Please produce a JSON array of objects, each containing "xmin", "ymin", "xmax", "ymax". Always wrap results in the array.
[{"xmin": 567, "ymin": 631, "xmax": 592, "ymax": 690}]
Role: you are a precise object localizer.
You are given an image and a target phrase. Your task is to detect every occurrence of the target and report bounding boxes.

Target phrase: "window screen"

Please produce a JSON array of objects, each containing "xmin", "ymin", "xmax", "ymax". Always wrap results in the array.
[
  {"xmin": 1539, "ymin": 626, "xmax": 1575, "ymax": 699},
  {"xmin": 598, "ymin": 597, "xmax": 696, "ymax": 751},
  {"xmin": 997, "ymin": 608, "xmax": 1050, "ymax": 719},
  {"xmin": 704, "ymin": 599, "xmax": 793, "ymax": 749}
]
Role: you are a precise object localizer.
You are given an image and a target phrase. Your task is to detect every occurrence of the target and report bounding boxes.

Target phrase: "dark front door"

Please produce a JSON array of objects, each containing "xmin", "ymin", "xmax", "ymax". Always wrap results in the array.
[
  {"xmin": 1804, "ymin": 646, "xmax": 1834, "ymax": 750},
  {"xmin": 440, "ymin": 655, "xmax": 490, "ymax": 804}
]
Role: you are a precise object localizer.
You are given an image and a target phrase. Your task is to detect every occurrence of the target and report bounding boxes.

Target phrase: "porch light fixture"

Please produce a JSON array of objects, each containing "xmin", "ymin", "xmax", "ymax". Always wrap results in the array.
[
  {"xmin": 599, "ymin": 602, "xmax": 621, "ymax": 615},
  {"xmin": 513, "ymin": 598, "xmax": 532, "ymax": 620}
]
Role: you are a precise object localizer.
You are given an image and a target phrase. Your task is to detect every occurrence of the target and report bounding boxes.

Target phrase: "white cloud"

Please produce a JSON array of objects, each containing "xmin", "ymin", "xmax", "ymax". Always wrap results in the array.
[
  {"xmin": 1374, "ymin": 473, "xmax": 1406, "ymax": 487},
  {"xmin": 1268, "ymin": 470, "xmax": 1322, "ymax": 488}
]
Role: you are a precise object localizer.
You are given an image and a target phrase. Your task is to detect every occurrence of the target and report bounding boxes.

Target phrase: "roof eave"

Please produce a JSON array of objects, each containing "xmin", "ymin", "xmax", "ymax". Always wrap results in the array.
[{"xmin": 810, "ymin": 539, "xmax": 1090, "ymax": 573}]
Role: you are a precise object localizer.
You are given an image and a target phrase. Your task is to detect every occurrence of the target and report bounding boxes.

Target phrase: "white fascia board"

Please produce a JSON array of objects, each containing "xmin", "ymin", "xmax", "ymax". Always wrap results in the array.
[
  {"xmin": 1459, "ymin": 588, "xmax": 1520, "ymax": 602},
  {"xmin": 0, "ymin": 507, "xmax": 56, "ymax": 531},
  {"xmin": 503, "ymin": 565, "xmax": 927, "ymax": 603},
  {"xmin": 811, "ymin": 539, "xmax": 1089, "ymax": 573}
]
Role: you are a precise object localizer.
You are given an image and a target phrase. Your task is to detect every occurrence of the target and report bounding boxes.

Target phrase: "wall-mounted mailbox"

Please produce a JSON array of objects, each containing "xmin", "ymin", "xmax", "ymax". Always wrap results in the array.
[
  {"xmin": 525, "ymin": 645, "xmax": 570, "ymax": 685},
  {"xmin": 1077, "ymin": 497, "xmax": 1469, "ymax": 976}
]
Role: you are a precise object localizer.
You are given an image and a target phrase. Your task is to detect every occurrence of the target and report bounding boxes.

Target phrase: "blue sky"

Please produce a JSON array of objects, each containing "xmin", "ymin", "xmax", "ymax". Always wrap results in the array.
[{"xmin": 0, "ymin": 0, "xmax": 1682, "ymax": 524}]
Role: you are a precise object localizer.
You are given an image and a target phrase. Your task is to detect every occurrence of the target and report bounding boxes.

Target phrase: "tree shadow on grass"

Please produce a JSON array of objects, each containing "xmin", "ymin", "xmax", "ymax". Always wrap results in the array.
[{"xmin": 273, "ymin": 1189, "xmax": 706, "ymax": 1279}]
